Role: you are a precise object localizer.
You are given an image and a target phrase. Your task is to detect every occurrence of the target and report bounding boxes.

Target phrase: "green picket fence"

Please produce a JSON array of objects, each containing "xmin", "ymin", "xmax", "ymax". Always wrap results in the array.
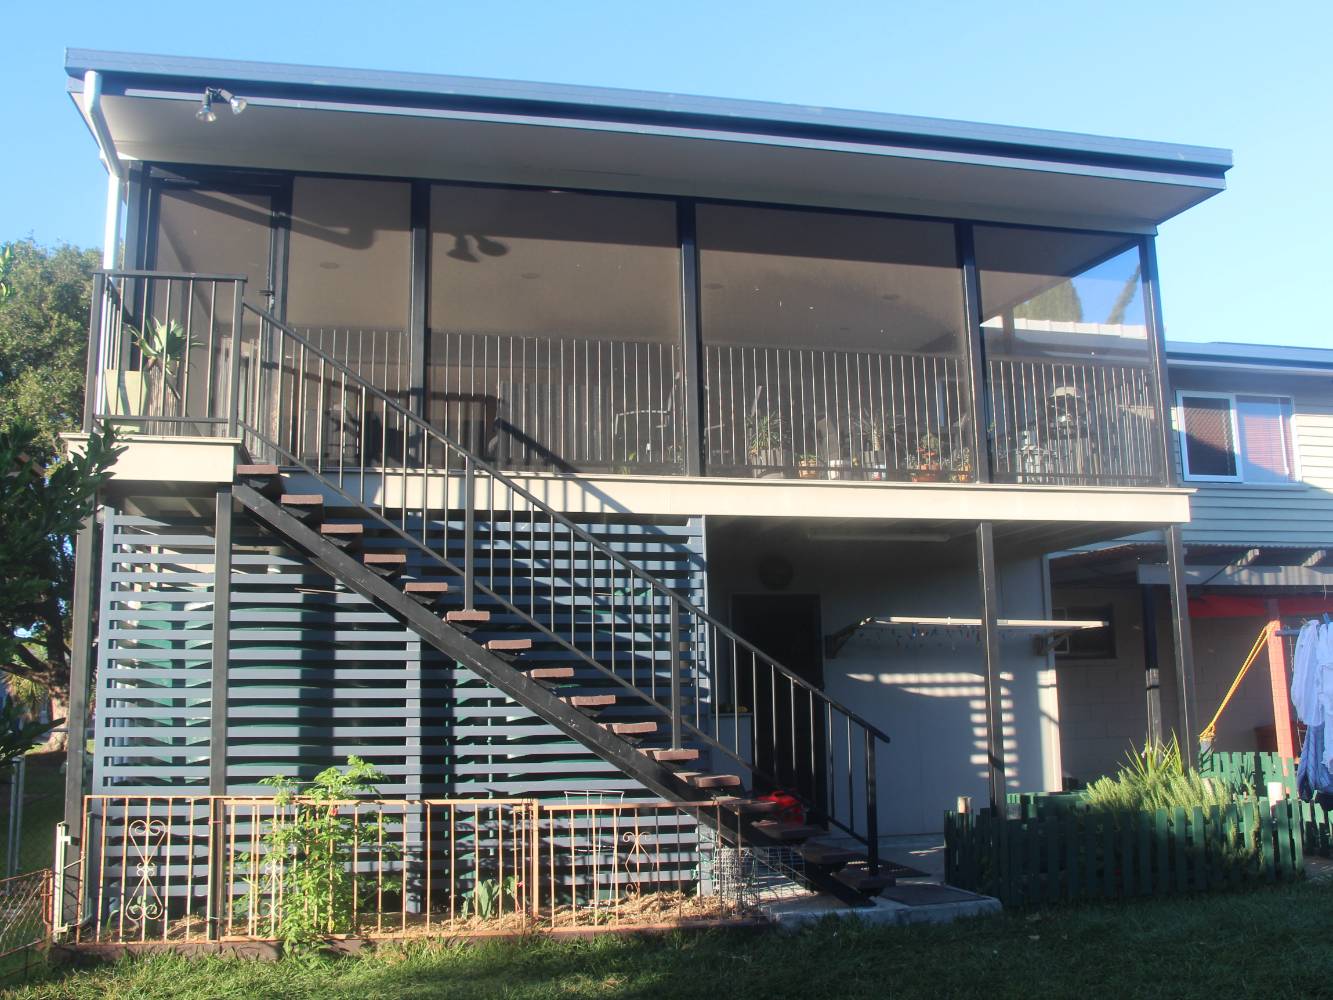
[
  {"xmin": 945, "ymin": 797, "xmax": 1304, "ymax": 907},
  {"xmin": 1199, "ymin": 750, "xmax": 1297, "ymax": 796}
]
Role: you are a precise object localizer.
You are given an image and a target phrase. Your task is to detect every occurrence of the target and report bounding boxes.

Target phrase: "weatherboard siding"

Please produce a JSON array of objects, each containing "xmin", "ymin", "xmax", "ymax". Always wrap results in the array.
[{"xmin": 1171, "ymin": 368, "xmax": 1333, "ymax": 549}]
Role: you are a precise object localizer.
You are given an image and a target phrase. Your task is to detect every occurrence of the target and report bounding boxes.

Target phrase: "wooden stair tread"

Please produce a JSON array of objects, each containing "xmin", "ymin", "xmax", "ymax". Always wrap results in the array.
[
  {"xmin": 713, "ymin": 797, "xmax": 780, "ymax": 815},
  {"xmin": 645, "ymin": 748, "xmax": 699, "ymax": 762},
  {"xmin": 798, "ymin": 843, "xmax": 862, "ymax": 866},
  {"xmin": 527, "ymin": 667, "xmax": 575, "ymax": 680},
  {"xmin": 563, "ymin": 695, "xmax": 616, "ymax": 708},
  {"xmin": 751, "ymin": 821, "xmax": 825, "ymax": 842},
  {"xmin": 601, "ymin": 721, "xmax": 657, "ymax": 735},
  {"xmin": 674, "ymin": 771, "xmax": 741, "ymax": 789},
  {"xmin": 320, "ymin": 522, "xmax": 365, "ymax": 535},
  {"xmin": 236, "ymin": 464, "xmax": 279, "ymax": 477},
  {"xmin": 485, "ymin": 638, "xmax": 533, "ymax": 652},
  {"xmin": 280, "ymin": 494, "xmax": 324, "ymax": 505},
  {"xmin": 404, "ymin": 581, "xmax": 450, "ymax": 593},
  {"xmin": 835, "ymin": 866, "xmax": 895, "ymax": 893},
  {"xmin": 362, "ymin": 552, "xmax": 407, "ymax": 564},
  {"xmin": 446, "ymin": 610, "xmax": 491, "ymax": 623}
]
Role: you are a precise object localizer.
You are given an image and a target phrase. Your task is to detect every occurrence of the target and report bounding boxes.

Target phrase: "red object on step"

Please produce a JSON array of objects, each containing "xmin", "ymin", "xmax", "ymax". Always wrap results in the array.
[{"xmin": 759, "ymin": 791, "xmax": 805, "ymax": 824}]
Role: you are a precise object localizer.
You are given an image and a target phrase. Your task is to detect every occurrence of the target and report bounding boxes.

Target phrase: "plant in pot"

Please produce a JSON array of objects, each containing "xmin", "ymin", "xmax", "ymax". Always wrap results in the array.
[
  {"xmin": 909, "ymin": 432, "xmax": 945, "ymax": 482},
  {"xmin": 796, "ymin": 453, "xmax": 820, "ymax": 479},
  {"xmin": 853, "ymin": 415, "xmax": 889, "ymax": 481},
  {"xmin": 105, "ymin": 318, "xmax": 188, "ymax": 421},
  {"xmin": 745, "ymin": 411, "xmax": 786, "ymax": 477},
  {"xmin": 948, "ymin": 449, "xmax": 973, "ymax": 483}
]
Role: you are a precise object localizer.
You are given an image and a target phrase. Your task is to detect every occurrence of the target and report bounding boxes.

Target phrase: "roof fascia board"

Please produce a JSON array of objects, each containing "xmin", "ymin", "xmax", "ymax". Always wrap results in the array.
[{"xmin": 64, "ymin": 48, "xmax": 1232, "ymax": 181}]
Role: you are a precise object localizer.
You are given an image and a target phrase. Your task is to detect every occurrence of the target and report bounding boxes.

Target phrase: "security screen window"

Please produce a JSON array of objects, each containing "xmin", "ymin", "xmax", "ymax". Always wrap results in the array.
[
  {"xmin": 427, "ymin": 186, "xmax": 682, "ymax": 472},
  {"xmin": 1179, "ymin": 393, "xmax": 1297, "ymax": 483},
  {"xmin": 696, "ymin": 204, "xmax": 969, "ymax": 481},
  {"xmin": 974, "ymin": 226, "xmax": 1161, "ymax": 485}
]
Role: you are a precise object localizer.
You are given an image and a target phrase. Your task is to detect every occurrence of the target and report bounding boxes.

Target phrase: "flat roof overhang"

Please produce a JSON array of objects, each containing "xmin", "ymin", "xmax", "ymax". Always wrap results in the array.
[
  {"xmin": 66, "ymin": 49, "xmax": 1231, "ymax": 234},
  {"xmin": 1052, "ymin": 541, "xmax": 1333, "ymax": 591}
]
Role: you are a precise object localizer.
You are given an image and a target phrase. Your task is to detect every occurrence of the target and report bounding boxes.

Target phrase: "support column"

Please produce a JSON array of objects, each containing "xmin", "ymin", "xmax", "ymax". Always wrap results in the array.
[
  {"xmin": 976, "ymin": 521, "xmax": 1006, "ymax": 810},
  {"xmin": 1139, "ymin": 585, "xmax": 1164, "ymax": 744},
  {"xmin": 1265, "ymin": 599, "xmax": 1296, "ymax": 761},
  {"xmin": 677, "ymin": 201, "xmax": 705, "ymax": 477},
  {"xmin": 209, "ymin": 487, "xmax": 233, "ymax": 795},
  {"xmin": 62, "ymin": 513, "xmax": 99, "ymax": 867},
  {"xmin": 1165, "ymin": 524, "xmax": 1199, "ymax": 766}
]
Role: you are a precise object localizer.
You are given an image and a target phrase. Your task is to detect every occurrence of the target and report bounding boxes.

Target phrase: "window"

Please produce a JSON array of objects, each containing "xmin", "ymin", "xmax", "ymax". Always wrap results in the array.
[
  {"xmin": 1177, "ymin": 392, "xmax": 1297, "ymax": 483},
  {"xmin": 1053, "ymin": 605, "xmax": 1115, "ymax": 660}
]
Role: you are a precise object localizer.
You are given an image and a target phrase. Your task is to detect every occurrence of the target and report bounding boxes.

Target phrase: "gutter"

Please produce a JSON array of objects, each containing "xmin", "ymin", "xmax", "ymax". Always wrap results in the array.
[{"xmin": 82, "ymin": 71, "xmax": 126, "ymax": 183}]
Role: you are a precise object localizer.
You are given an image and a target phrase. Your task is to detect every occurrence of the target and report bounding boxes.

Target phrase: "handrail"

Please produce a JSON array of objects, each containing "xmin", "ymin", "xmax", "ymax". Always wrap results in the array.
[
  {"xmin": 235, "ymin": 301, "xmax": 889, "ymax": 860},
  {"xmin": 99, "ymin": 269, "xmax": 250, "ymax": 282},
  {"xmin": 241, "ymin": 303, "xmax": 891, "ymax": 742}
]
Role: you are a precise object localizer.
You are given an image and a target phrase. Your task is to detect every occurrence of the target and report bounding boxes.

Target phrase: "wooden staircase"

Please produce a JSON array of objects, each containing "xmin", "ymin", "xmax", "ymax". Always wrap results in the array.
[{"xmin": 233, "ymin": 462, "xmax": 894, "ymax": 906}]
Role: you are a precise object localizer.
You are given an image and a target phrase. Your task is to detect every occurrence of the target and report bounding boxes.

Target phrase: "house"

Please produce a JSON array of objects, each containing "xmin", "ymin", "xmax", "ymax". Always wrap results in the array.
[
  {"xmin": 1051, "ymin": 341, "xmax": 1333, "ymax": 784},
  {"xmin": 57, "ymin": 49, "xmax": 1231, "ymax": 919}
]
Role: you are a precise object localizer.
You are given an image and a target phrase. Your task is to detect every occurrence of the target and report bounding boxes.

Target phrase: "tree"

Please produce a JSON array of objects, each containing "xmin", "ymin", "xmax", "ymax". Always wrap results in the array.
[
  {"xmin": 0, "ymin": 239, "xmax": 101, "ymax": 456},
  {"xmin": 1013, "ymin": 279, "xmax": 1084, "ymax": 323},
  {"xmin": 0, "ymin": 423, "xmax": 121, "ymax": 746}
]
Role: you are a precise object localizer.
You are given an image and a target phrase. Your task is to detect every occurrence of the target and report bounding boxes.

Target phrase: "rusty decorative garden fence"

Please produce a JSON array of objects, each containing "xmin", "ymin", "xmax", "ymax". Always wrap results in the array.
[{"xmin": 61, "ymin": 796, "xmax": 757, "ymax": 944}]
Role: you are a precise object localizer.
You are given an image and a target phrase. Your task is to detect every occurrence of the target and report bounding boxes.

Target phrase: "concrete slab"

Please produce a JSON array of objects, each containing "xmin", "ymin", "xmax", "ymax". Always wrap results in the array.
[{"xmin": 759, "ymin": 885, "xmax": 1000, "ymax": 929}]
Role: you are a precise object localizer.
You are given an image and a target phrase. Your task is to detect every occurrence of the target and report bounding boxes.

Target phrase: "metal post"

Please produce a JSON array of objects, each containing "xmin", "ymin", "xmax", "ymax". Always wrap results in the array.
[
  {"xmin": 956, "ymin": 224, "xmax": 993, "ymax": 483},
  {"xmin": 1140, "ymin": 584, "xmax": 1164, "ymax": 744},
  {"xmin": 669, "ymin": 598, "xmax": 683, "ymax": 749},
  {"xmin": 84, "ymin": 273, "xmax": 106, "ymax": 433},
  {"xmin": 1165, "ymin": 523, "xmax": 1199, "ymax": 766},
  {"xmin": 1139, "ymin": 237, "xmax": 1176, "ymax": 487},
  {"xmin": 864, "ymin": 736, "xmax": 879, "ymax": 875},
  {"xmin": 62, "ymin": 513, "xmax": 98, "ymax": 917},
  {"xmin": 227, "ymin": 280, "xmax": 246, "ymax": 436},
  {"xmin": 463, "ymin": 455, "xmax": 476, "ymax": 610},
  {"xmin": 976, "ymin": 521, "xmax": 1006, "ymax": 810},
  {"xmin": 6, "ymin": 756, "xmax": 25, "ymax": 877},
  {"xmin": 677, "ymin": 201, "xmax": 705, "ymax": 477},
  {"xmin": 210, "ymin": 487, "xmax": 233, "ymax": 794},
  {"xmin": 1265, "ymin": 599, "xmax": 1297, "ymax": 760}
]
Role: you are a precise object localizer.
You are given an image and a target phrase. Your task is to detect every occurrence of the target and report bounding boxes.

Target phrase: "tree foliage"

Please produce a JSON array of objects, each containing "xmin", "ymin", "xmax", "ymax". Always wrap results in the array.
[
  {"xmin": 0, "ymin": 239, "xmax": 101, "ymax": 457},
  {"xmin": 1013, "ymin": 279, "xmax": 1084, "ymax": 323},
  {"xmin": 0, "ymin": 422, "xmax": 121, "ymax": 719}
]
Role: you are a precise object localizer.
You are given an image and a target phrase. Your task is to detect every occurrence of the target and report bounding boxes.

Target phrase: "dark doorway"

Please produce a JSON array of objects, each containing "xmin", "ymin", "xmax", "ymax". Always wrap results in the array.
[{"xmin": 730, "ymin": 593, "xmax": 827, "ymax": 815}]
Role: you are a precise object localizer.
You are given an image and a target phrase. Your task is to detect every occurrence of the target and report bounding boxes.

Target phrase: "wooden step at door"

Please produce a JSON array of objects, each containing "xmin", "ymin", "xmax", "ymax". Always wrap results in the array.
[
  {"xmin": 751, "ymin": 820, "xmax": 825, "ymax": 842},
  {"xmin": 235, "ymin": 464, "xmax": 282, "ymax": 498},
  {"xmin": 674, "ymin": 771, "xmax": 741, "ymax": 790},
  {"xmin": 644, "ymin": 748, "xmax": 699, "ymax": 763}
]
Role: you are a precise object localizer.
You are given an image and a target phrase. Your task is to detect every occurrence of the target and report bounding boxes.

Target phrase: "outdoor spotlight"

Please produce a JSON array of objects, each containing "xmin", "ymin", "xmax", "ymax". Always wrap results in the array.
[
  {"xmin": 195, "ymin": 90, "xmax": 217, "ymax": 123},
  {"xmin": 196, "ymin": 87, "xmax": 247, "ymax": 124}
]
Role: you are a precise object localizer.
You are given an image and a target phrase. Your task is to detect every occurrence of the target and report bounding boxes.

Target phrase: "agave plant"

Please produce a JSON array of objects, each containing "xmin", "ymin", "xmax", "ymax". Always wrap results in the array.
[
  {"xmin": 132, "ymin": 318, "xmax": 189, "ymax": 375},
  {"xmin": 1081, "ymin": 736, "xmax": 1243, "ymax": 814}
]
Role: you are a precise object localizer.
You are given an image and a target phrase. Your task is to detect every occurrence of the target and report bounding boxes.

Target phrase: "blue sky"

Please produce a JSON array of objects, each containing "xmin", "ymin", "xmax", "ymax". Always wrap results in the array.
[{"xmin": 4, "ymin": 0, "xmax": 1329, "ymax": 347}]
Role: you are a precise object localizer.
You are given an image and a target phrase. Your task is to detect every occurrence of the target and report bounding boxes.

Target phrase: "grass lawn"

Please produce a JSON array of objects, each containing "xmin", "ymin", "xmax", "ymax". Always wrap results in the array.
[
  {"xmin": 5, "ymin": 879, "xmax": 1333, "ymax": 1000},
  {"xmin": 1, "ymin": 752, "xmax": 64, "ymax": 876}
]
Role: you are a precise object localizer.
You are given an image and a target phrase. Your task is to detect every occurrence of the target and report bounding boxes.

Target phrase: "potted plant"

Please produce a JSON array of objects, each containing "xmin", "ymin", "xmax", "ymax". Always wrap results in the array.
[
  {"xmin": 745, "ymin": 411, "xmax": 786, "ymax": 478},
  {"xmin": 105, "ymin": 318, "xmax": 188, "ymax": 421},
  {"xmin": 796, "ymin": 453, "xmax": 820, "ymax": 479},
  {"xmin": 909, "ymin": 432, "xmax": 945, "ymax": 482},
  {"xmin": 948, "ymin": 450, "xmax": 973, "ymax": 483}
]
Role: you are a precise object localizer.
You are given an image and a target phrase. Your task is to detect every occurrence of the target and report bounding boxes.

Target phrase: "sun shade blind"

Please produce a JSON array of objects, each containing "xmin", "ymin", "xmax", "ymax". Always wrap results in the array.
[
  {"xmin": 1181, "ymin": 396, "xmax": 1236, "ymax": 477},
  {"xmin": 1236, "ymin": 395, "xmax": 1294, "ymax": 482}
]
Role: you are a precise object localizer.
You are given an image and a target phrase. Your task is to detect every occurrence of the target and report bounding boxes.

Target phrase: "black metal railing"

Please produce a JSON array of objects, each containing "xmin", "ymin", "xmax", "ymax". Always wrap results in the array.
[
  {"xmin": 83, "ymin": 271, "xmax": 248, "ymax": 436},
  {"xmin": 231, "ymin": 303, "xmax": 888, "ymax": 868},
  {"xmin": 986, "ymin": 355, "xmax": 1162, "ymax": 486}
]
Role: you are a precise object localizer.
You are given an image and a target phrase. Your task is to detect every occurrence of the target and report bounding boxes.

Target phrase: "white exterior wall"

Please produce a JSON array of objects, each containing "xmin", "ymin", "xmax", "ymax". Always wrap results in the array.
[
  {"xmin": 707, "ymin": 524, "xmax": 1061, "ymax": 835},
  {"xmin": 1052, "ymin": 584, "xmax": 1279, "ymax": 783}
]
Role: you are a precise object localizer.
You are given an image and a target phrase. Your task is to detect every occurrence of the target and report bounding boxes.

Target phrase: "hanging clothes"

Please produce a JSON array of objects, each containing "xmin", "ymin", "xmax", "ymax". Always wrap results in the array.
[
  {"xmin": 1319, "ymin": 623, "xmax": 1333, "ymax": 772},
  {"xmin": 1290, "ymin": 620, "xmax": 1322, "ymax": 724},
  {"xmin": 1299, "ymin": 724, "xmax": 1333, "ymax": 801}
]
